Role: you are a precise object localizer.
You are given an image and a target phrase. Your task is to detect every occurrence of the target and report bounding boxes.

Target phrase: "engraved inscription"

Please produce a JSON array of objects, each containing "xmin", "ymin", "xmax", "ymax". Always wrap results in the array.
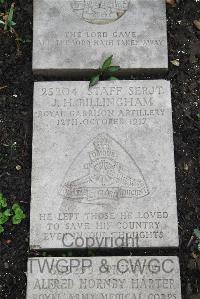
[
  {"xmin": 30, "ymin": 81, "xmax": 178, "ymax": 249},
  {"xmin": 27, "ymin": 257, "xmax": 181, "ymax": 299},
  {"xmin": 60, "ymin": 133, "xmax": 149, "ymax": 205},
  {"xmin": 70, "ymin": 0, "xmax": 129, "ymax": 24}
]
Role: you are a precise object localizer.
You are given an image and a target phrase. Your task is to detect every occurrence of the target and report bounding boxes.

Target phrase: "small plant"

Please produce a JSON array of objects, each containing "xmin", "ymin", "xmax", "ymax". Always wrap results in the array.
[
  {"xmin": 187, "ymin": 228, "xmax": 200, "ymax": 253},
  {"xmin": 0, "ymin": 2, "xmax": 16, "ymax": 31},
  {"xmin": 15, "ymin": 37, "xmax": 31, "ymax": 43},
  {"xmin": 0, "ymin": 193, "xmax": 26, "ymax": 234},
  {"xmin": 194, "ymin": 229, "xmax": 200, "ymax": 252},
  {"xmin": 197, "ymin": 113, "xmax": 200, "ymax": 122},
  {"xmin": 89, "ymin": 55, "xmax": 120, "ymax": 88},
  {"xmin": 0, "ymin": 1, "xmax": 31, "ymax": 54}
]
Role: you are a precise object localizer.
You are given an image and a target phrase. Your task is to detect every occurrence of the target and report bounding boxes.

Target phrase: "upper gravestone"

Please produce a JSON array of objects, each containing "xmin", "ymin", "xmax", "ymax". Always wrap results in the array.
[
  {"xmin": 26, "ymin": 256, "xmax": 182, "ymax": 299},
  {"xmin": 33, "ymin": 0, "xmax": 168, "ymax": 76},
  {"xmin": 30, "ymin": 80, "xmax": 178, "ymax": 250}
]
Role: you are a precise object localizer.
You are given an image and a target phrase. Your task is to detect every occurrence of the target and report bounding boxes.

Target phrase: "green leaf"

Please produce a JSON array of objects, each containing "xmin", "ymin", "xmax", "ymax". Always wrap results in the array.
[
  {"xmin": 12, "ymin": 215, "xmax": 21, "ymax": 224},
  {"xmin": 198, "ymin": 242, "xmax": 200, "ymax": 252},
  {"xmin": 108, "ymin": 76, "xmax": 119, "ymax": 81},
  {"xmin": 8, "ymin": 3, "xmax": 14, "ymax": 25},
  {"xmin": 12, "ymin": 204, "xmax": 26, "ymax": 225},
  {"xmin": 12, "ymin": 203, "xmax": 20, "ymax": 212},
  {"xmin": 0, "ymin": 20, "xmax": 5, "ymax": 25},
  {"xmin": 0, "ymin": 225, "xmax": 4, "ymax": 234},
  {"xmin": 0, "ymin": 193, "xmax": 7, "ymax": 208},
  {"xmin": 89, "ymin": 74, "xmax": 100, "ymax": 88},
  {"xmin": 16, "ymin": 38, "xmax": 31, "ymax": 43},
  {"xmin": 15, "ymin": 207, "xmax": 24, "ymax": 217},
  {"xmin": 194, "ymin": 229, "xmax": 200, "ymax": 240},
  {"xmin": 101, "ymin": 55, "xmax": 113, "ymax": 70},
  {"xmin": 12, "ymin": 213, "xmax": 25, "ymax": 225},
  {"xmin": 3, "ymin": 209, "xmax": 12, "ymax": 217},
  {"xmin": 0, "ymin": 212, "xmax": 9, "ymax": 225},
  {"xmin": 11, "ymin": 202, "xmax": 26, "ymax": 225},
  {"xmin": 107, "ymin": 66, "xmax": 120, "ymax": 73}
]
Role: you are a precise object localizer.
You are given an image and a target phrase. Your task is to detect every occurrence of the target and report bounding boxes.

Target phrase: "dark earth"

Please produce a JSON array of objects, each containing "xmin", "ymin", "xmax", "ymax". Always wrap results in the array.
[{"xmin": 0, "ymin": 0, "xmax": 200, "ymax": 298}]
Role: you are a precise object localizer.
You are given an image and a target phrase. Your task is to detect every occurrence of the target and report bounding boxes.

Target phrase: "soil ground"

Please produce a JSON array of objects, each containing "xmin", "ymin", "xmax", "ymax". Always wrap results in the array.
[{"xmin": 0, "ymin": 0, "xmax": 200, "ymax": 298}]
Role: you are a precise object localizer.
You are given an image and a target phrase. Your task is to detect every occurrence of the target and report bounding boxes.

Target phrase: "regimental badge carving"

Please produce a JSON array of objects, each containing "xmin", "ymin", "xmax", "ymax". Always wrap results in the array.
[
  {"xmin": 59, "ymin": 133, "xmax": 149, "ymax": 205},
  {"xmin": 70, "ymin": 0, "xmax": 129, "ymax": 25}
]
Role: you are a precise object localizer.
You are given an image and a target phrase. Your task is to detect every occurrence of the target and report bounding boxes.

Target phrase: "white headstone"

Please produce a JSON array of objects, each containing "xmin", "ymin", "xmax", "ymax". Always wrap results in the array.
[
  {"xmin": 33, "ymin": 0, "xmax": 168, "ymax": 76},
  {"xmin": 30, "ymin": 80, "xmax": 178, "ymax": 249},
  {"xmin": 26, "ymin": 256, "xmax": 182, "ymax": 299}
]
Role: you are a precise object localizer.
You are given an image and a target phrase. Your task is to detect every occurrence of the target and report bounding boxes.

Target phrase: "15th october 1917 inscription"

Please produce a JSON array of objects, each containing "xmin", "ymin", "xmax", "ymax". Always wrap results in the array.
[
  {"xmin": 26, "ymin": 256, "xmax": 182, "ymax": 299},
  {"xmin": 30, "ymin": 80, "xmax": 178, "ymax": 249}
]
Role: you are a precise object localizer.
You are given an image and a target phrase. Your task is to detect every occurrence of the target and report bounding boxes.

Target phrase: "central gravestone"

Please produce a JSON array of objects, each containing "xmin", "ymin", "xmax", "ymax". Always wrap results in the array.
[
  {"xmin": 33, "ymin": 0, "xmax": 168, "ymax": 76},
  {"xmin": 30, "ymin": 80, "xmax": 178, "ymax": 249},
  {"xmin": 26, "ymin": 256, "xmax": 182, "ymax": 299}
]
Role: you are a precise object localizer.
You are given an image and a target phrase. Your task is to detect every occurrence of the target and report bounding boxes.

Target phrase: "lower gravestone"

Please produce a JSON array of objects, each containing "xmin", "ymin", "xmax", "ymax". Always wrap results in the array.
[
  {"xmin": 26, "ymin": 256, "xmax": 182, "ymax": 299},
  {"xmin": 33, "ymin": 0, "xmax": 168, "ymax": 76},
  {"xmin": 30, "ymin": 80, "xmax": 178, "ymax": 249}
]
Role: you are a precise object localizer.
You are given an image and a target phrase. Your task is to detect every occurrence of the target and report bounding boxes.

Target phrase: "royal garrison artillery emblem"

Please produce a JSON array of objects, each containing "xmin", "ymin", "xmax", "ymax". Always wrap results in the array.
[
  {"xmin": 70, "ymin": 0, "xmax": 129, "ymax": 25},
  {"xmin": 60, "ymin": 133, "xmax": 149, "ymax": 205}
]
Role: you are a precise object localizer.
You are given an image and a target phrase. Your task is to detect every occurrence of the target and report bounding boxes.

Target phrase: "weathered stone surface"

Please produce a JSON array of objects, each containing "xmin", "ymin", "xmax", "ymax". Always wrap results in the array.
[
  {"xmin": 30, "ymin": 80, "xmax": 178, "ymax": 249},
  {"xmin": 26, "ymin": 256, "xmax": 182, "ymax": 299},
  {"xmin": 33, "ymin": 0, "xmax": 168, "ymax": 76}
]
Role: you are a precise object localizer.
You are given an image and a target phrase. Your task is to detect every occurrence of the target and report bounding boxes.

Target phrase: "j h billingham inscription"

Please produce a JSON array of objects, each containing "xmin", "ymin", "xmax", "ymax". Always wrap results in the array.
[
  {"xmin": 33, "ymin": 0, "xmax": 168, "ymax": 75},
  {"xmin": 30, "ymin": 80, "xmax": 178, "ymax": 250},
  {"xmin": 26, "ymin": 256, "xmax": 182, "ymax": 299}
]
